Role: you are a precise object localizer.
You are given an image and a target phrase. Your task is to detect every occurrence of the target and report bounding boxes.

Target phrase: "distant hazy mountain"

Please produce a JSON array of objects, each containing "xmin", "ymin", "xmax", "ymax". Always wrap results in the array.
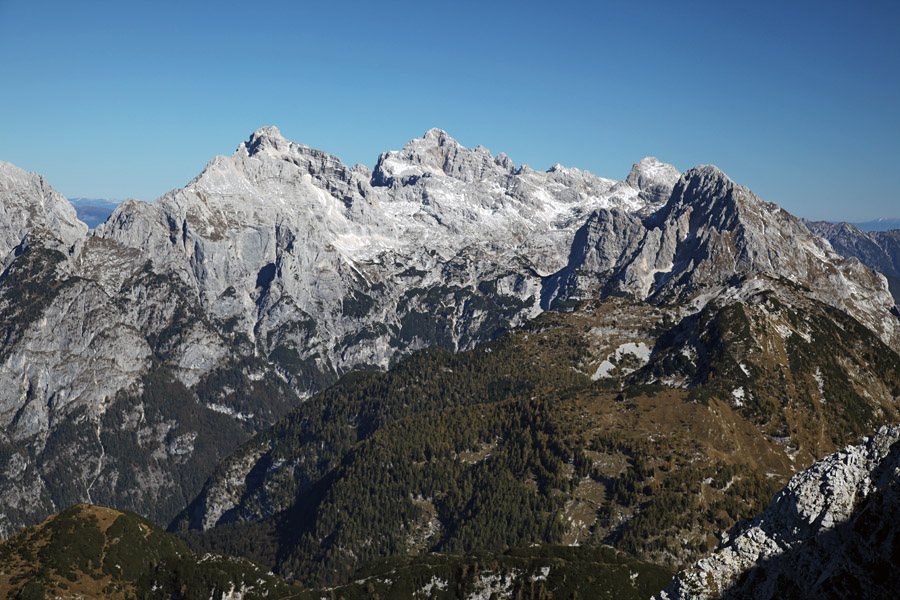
[
  {"xmin": 849, "ymin": 217, "xmax": 900, "ymax": 232},
  {"xmin": 67, "ymin": 197, "xmax": 121, "ymax": 228},
  {"xmin": 805, "ymin": 220, "xmax": 900, "ymax": 305}
]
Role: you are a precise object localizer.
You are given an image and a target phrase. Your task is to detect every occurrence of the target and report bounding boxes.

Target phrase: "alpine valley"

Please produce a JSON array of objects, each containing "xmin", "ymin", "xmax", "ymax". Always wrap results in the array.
[{"xmin": 1, "ymin": 128, "xmax": 898, "ymax": 599}]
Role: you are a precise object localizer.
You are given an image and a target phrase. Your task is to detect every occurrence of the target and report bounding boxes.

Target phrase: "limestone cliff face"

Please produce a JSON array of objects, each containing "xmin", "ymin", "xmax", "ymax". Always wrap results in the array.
[
  {"xmin": 94, "ymin": 126, "xmax": 680, "ymax": 383},
  {"xmin": 657, "ymin": 425, "xmax": 900, "ymax": 600}
]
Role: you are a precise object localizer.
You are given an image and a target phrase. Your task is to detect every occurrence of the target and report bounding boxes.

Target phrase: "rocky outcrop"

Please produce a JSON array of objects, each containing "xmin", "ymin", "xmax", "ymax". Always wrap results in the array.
[
  {"xmin": 625, "ymin": 156, "xmax": 681, "ymax": 208},
  {"xmin": 657, "ymin": 425, "xmax": 900, "ymax": 599},
  {"xmin": 806, "ymin": 219, "xmax": 900, "ymax": 305},
  {"xmin": 0, "ymin": 161, "xmax": 87, "ymax": 265}
]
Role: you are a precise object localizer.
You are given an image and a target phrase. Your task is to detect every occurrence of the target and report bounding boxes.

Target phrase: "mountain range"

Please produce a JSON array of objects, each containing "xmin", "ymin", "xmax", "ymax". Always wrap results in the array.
[
  {"xmin": 1, "ymin": 128, "xmax": 899, "ymax": 597},
  {"xmin": 848, "ymin": 218, "xmax": 900, "ymax": 232}
]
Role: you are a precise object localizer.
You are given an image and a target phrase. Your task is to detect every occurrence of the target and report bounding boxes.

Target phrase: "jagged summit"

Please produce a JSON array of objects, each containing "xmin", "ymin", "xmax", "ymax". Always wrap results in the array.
[
  {"xmin": 672, "ymin": 164, "xmax": 734, "ymax": 200},
  {"xmin": 545, "ymin": 160, "xmax": 900, "ymax": 347},
  {"xmin": 251, "ymin": 124, "xmax": 284, "ymax": 140},
  {"xmin": 423, "ymin": 126, "xmax": 454, "ymax": 143},
  {"xmin": 373, "ymin": 127, "xmax": 516, "ymax": 186},
  {"xmin": 240, "ymin": 125, "xmax": 303, "ymax": 159},
  {"xmin": 654, "ymin": 165, "xmax": 744, "ymax": 230},
  {"xmin": 626, "ymin": 156, "xmax": 681, "ymax": 200}
]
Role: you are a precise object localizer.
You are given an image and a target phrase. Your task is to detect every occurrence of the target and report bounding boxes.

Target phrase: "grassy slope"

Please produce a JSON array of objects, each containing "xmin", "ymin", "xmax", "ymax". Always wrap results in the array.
[{"xmin": 0, "ymin": 504, "xmax": 299, "ymax": 600}]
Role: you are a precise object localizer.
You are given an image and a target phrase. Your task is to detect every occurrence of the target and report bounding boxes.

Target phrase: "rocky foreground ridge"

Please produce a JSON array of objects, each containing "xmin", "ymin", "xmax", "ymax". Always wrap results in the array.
[
  {"xmin": 657, "ymin": 424, "xmax": 900, "ymax": 599},
  {"xmin": 0, "ymin": 128, "xmax": 898, "ymax": 538}
]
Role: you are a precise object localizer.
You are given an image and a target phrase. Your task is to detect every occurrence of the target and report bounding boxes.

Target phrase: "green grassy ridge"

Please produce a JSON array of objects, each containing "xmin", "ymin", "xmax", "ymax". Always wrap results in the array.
[
  {"xmin": 1, "ymin": 506, "xmax": 671, "ymax": 599},
  {"xmin": 0, "ymin": 504, "xmax": 299, "ymax": 600},
  {"xmin": 646, "ymin": 285, "xmax": 900, "ymax": 452}
]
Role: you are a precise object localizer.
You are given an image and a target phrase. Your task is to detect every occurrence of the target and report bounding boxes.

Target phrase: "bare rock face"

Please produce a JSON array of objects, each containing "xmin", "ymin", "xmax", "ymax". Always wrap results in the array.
[
  {"xmin": 94, "ymin": 126, "xmax": 672, "ymax": 394},
  {"xmin": 625, "ymin": 156, "xmax": 681, "ymax": 208},
  {"xmin": 0, "ymin": 161, "xmax": 87, "ymax": 265},
  {"xmin": 656, "ymin": 424, "xmax": 900, "ymax": 600},
  {"xmin": 373, "ymin": 127, "xmax": 517, "ymax": 185}
]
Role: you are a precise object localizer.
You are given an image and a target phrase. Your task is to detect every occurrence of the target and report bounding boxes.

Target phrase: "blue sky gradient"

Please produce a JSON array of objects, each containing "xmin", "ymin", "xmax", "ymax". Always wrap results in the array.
[{"xmin": 1, "ymin": 0, "xmax": 897, "ymax": 221}]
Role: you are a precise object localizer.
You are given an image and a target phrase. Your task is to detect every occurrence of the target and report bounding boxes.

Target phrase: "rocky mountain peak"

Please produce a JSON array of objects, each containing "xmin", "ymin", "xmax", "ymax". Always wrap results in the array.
[
  {"xmin": 672, "ymin": 165, "xmax": 735, "ymax": 203},
  {"xmin": 235, "ymin": 125, "xmax": 353, "ymax": 175},
  {"xmin": 372, "ymin": 128, "xmax": 516, "ymax": 186},
  {"xmin": 423, "ymin": 126, "xmax": 455, "ymax": 144},
  {"xmin": 832, "ymin": 220, "xmax": 866, "ymax": 237},
  {"xmin": 625, "ymin": 157, "xmax": 681, "ymax": 203},
  {"xmin": 652, "ymin": 165, "xmax": 744, "ymax": 234},
  {"xmin": 242, "ymin": 125, "xmax": 290, "ymax": 157},
  {"xmin": 546, "ymin": 157, "xmax": 900, "ymax": 349},
  {"xmin": 170, "ymin": 127, "xmax": 371, "ymax": 217}
]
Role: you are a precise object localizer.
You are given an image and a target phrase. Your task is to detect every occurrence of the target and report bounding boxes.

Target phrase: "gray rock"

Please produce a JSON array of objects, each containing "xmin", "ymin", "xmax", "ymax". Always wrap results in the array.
[
  {"xmin": 625, "ymin": 156, "xmax": 681, "ymax": 208},
  {"xmin": 0, "ymin": 161, "xmax": 87, "ymax": 265},
  {"xmin": 548, "ymin": 166, "xmax": 900, "ymax": 349}
]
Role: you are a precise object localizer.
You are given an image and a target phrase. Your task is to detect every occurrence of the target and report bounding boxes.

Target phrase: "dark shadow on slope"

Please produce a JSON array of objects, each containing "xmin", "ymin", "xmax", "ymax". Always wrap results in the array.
[{"xmin": 255, "ymin": 262, "xmax": 276, "ymax": 289}]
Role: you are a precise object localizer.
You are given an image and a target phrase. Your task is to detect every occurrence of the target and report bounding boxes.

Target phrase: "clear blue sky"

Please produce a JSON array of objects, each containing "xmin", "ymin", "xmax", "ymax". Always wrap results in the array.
[{"xmin": 1, "ymin": 1, "xmax": 897, "ymax": 221}]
